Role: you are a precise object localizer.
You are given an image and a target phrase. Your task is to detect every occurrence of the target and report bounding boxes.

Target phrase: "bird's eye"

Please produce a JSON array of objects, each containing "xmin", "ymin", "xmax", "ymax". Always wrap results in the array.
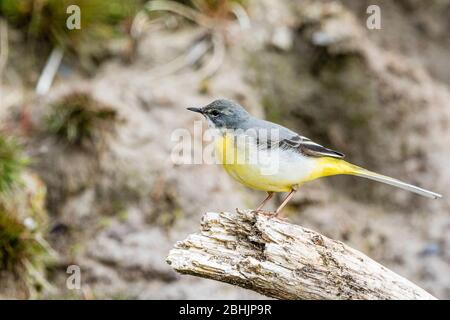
[{"xmin": 210, "ymin": 110, "xmax": 220, "ymax": 117}]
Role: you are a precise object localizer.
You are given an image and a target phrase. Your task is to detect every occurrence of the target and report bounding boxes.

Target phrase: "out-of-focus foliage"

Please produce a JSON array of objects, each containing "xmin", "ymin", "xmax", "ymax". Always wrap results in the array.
[
  {"xmin": 147, "ymin": 0, "xmax": 249, "ymax": 24},
  {"xmin": 0, "ymin": 0, "xmax": 140, "ymax": 52},
  {"xmin": 0, "ymin": 135, "xmax": 27, "ymax": 196},
  {"xmin": 46, "ymin": 92, "xmax": 117, "ymax": 146},
  {"xmin": 178, "ymin": 0, "xmax": 248, "ymax": 17},
  {"xmin": 0, "ymin": 204, "xmax": 45, "ymax": 272},
  {"xmin": 0, "ymin": 138, "xmax": 49, "ymax": 296}
]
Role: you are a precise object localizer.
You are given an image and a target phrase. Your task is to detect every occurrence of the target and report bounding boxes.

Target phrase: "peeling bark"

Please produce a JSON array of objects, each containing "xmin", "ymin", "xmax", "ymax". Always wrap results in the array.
[{"xmin": 166, "ymin": 210, "xmax": 436, "ymax": 300}]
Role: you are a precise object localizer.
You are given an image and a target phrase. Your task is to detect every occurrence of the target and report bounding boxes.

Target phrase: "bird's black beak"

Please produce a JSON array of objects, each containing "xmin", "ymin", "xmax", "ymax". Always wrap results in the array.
[{"xmin": 187, "ymin": 107, "xmax": 204, "ymax": 114}]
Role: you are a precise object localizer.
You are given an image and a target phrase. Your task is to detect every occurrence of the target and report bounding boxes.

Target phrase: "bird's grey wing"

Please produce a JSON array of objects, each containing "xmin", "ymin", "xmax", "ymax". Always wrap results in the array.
[
  {"xmin": 248, "ymin": 119, "xmax": 344, "ymax": 159},
  {"xmin": 279, "ymin": 134, "xmax": 345, "ymax": 158}
]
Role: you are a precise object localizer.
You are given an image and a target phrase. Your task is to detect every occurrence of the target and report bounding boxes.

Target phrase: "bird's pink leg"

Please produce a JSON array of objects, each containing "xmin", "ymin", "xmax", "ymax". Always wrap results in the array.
[
  {"xmin": 275, "ymin": 187, "xmax": 297, "ymax": 217},
  {"xmin": 255, "ymin": 192, "xmax": 274, "ymax": 211}
]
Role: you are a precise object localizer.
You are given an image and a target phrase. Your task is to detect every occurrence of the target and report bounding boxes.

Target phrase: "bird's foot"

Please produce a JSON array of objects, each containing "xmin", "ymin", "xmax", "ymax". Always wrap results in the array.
[
  {"xmin": 252, "ymin": 209, "xmax": 277, "ymax": 217},
  {"xmin": 255, "ymin": 210, "xmax": 290, "ymax": 221}
]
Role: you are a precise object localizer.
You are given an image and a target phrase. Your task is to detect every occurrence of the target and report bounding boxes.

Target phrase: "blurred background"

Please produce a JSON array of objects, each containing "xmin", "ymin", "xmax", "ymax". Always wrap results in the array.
[{"xmin": 0, "ymin": 0, "xmax": 449, "ymax": 299}]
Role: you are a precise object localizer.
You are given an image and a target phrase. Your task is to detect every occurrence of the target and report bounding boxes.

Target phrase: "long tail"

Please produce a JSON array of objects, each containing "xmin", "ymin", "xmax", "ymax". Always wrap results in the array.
[{"xmin": 313, "ymin": 158, "xmax": 442, "ymax": 199}]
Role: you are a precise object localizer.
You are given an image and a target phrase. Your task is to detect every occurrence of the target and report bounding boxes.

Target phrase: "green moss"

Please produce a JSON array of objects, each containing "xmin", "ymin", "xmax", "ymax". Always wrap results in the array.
[
  {"xmin": 46, "ymin": 92, "xmax": 117, "ymax": 147},
  {"xmin": 0, "ymin": 205, "xmax": 46, "ymax": 272},
  {"xmin": 0, "ymin": 0, "xmax": 142, "ymax": 74},
  {"xmin": 0, "ymin": 135, "xmax": 28, "ymax": 196},
  {"xmin": 0, "ymin": 0, "xmax": 140, "ymax": 50},
  {"xmin": 0, "ymin": 168, "xmax": 52, "ymax": 297}
]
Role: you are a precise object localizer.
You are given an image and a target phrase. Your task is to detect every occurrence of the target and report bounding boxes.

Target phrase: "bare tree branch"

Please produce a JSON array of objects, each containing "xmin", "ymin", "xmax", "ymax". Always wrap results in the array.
[{"xmin": 167, "ymin": 210, "xmax": 436, "ymax": 300}]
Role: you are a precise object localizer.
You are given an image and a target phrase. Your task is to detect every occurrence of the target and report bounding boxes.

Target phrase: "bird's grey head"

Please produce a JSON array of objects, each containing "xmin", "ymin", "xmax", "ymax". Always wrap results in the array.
[{"xmin": 187, "ymin": 99, "xmax": 250, "ymax": 129}]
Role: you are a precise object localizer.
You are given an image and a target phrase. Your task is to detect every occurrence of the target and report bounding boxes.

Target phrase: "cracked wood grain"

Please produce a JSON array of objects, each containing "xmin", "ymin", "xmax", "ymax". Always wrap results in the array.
[{"xmin": 166, "ymin": 210, "xmax": 436, "ymax": 300}]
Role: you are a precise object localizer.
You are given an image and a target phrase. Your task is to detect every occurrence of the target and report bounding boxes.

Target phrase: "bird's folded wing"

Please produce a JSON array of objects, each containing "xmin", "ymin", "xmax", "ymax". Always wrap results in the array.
[
  {"xmin": 280, "ymin": 135, "xmax": 345, "ymax": 158},
  {"xmin": 276, "ymin": 135, "xmax": 345, "ymax": 159},
  {"xmin": 244, "ymin": 119, "xmax": 344, "ymax": 159}
]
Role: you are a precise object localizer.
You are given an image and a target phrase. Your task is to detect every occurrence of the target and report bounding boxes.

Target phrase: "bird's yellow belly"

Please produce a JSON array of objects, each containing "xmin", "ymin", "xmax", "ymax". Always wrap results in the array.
[
  {"xmin": 222, "ymin": 161, "xmax": 292, "ymax": 192},
  {"xmin": 214, "ymin": 134, "xmax": 316, "ymax": 192}
]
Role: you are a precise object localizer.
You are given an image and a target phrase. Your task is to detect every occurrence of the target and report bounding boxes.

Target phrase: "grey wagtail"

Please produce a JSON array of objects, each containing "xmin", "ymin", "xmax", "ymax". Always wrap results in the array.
[{"xmin": 188, "ymin": 99, "xmax": 442, "ymax": 216}]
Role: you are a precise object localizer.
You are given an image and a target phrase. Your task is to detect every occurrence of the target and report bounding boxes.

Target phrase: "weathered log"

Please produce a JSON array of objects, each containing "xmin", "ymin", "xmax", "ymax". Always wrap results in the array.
[{"xmin": 166, "ymin": 210, "xmax": 436, "ymax": 300}]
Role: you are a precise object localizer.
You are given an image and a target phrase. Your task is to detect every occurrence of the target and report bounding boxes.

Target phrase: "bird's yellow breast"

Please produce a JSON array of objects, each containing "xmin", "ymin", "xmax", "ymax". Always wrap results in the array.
[
  {"xmin": 214, "ymin": 133, "xmax": 309, "ymax": 192},
  {"xmin": 214, "ymin": 133, "xmax": 356, "ymax": 192}
]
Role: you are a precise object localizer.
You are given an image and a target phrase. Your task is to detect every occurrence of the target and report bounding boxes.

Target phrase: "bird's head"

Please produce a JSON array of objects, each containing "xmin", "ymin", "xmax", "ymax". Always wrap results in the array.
[{"xmin": 187, "ymin": 99, "xmax": 250, "ymax": 129}]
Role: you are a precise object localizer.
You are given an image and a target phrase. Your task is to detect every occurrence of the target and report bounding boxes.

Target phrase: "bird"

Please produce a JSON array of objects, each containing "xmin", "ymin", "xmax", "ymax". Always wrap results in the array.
[{"xmin": 187, "ymin": 99, "xmax": 442, "ymax": 216}]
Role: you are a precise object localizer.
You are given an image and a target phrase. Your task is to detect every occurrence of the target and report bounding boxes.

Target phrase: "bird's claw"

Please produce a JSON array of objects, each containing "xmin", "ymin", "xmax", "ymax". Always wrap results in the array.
[
  {"xmin": 252, "ymin": 209, "xmax": 290, "ymax": 221},
  {"xmin": 252, "ymin": 209, "xmax": 276, "ymax": 216}
]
